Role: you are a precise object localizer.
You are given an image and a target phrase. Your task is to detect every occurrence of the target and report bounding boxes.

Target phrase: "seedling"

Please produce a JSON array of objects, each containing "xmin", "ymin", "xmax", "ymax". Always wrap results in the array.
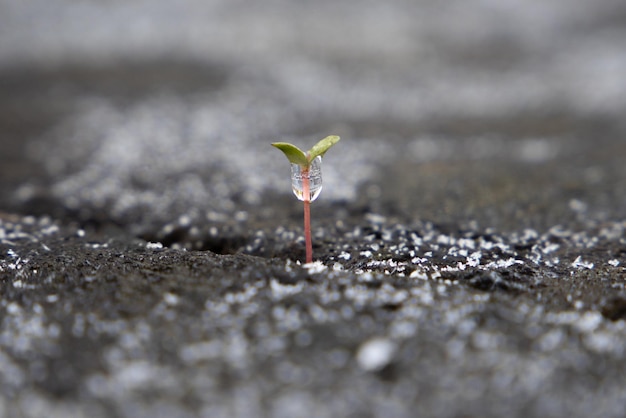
[{"xmin": 272, "ymin": 135, "xmax": 340, "ymax": 263}]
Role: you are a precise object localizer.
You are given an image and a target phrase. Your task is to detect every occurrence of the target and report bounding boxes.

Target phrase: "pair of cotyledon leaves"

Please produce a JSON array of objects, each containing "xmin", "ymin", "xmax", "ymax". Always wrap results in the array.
[{"xmin": 271, "ymin": 135, "xmax": 340, "ymax": 167}]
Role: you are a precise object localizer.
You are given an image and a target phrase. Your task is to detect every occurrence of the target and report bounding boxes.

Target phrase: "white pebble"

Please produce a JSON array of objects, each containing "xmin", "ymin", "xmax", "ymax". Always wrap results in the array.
[{"xmin": 356, "ymin": 337, "xmax": 396, "ymax": 371}]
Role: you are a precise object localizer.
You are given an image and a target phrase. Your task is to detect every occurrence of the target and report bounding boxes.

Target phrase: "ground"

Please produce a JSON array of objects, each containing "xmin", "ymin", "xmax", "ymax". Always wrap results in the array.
[{"xmin": 1, "ymin": 1, "xmax": 626, "ymax": 417}]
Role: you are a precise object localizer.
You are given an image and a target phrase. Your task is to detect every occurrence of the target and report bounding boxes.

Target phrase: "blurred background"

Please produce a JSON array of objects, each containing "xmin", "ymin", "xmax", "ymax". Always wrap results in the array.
[{"xmin": 1, "ymin": 0, "xmax": 626, "ymax": 241}]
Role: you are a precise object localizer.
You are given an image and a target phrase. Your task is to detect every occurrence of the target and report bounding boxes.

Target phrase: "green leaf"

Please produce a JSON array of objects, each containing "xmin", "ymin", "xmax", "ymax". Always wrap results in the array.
[
  {"xmin": 271, "ymin": 142, "xmax": 309, "ymax": 166},
  {"xmin": 308, "ymin": 135, "xmax": 340, "ymax": 161}
]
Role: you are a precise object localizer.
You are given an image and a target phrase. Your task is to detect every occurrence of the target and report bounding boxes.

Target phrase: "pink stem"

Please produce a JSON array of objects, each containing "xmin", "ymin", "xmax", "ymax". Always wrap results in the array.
[{"xmin": 302, "ymin": 167, "xmax": 312, "ymax": 263}]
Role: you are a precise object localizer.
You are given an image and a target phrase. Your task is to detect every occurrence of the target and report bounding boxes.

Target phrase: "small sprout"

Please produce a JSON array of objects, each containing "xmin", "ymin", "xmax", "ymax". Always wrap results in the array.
[{"xmin": 272, "ymin": 135, "xmax": 340, "ymax": 263}]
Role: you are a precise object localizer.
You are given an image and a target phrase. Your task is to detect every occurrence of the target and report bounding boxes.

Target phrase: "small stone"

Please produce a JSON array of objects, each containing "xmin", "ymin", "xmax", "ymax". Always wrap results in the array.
[{"xmin": 356, "ymin": 337, "xmax": 396, "ymax": 372}]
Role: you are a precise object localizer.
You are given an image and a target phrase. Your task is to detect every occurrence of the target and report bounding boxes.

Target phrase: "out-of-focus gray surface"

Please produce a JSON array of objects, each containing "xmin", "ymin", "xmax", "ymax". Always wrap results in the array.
[
  {"xmin": 1, "ymin": 1, "xmax": 626, "ymax": 417},
  {"xmin": 2, "ymin": 0, "xmax": 625, "ymax": 231}
]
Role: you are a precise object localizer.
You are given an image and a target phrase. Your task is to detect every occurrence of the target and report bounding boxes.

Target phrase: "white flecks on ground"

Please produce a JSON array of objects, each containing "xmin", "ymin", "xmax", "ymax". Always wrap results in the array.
[
  {"xmin": 356, "ymin": 337, "xmax": 396, "ymax": 372},
  {"xmin": 7, "ymin": 0, "xmax": 624, "ymax": 229},
  {"xmin": 409, "ymin": 269, "xmax": 429, "ymax": 280},
  {"xmin": 2, "ymin": 217, "xmax": 626, "ymax": 418},
  {"xmin": 270, "ymin": 279, "xmax": 305, "ymax": 301},
  {"xmin": 86, "ymin": 361, "xmax": 180, "ymax": 399},
  {"xmin": 409, "ymin": 136, "xmax": 560, "ymax": 164},
  {"xmin": 163, "ymin": 292, "xmax": 180, "ymax": 307},
  {"xmin": 23, "ymin": 97, "xmax": 387, "ymax": 224},
  {"xmin": 571, "ymin": 256, "xmax": 594, "ymax": 270},
  {"xmin": 0, "ymin": 217, "xmax": 60, "ymax": 247},
  {"xmin": 583, "ymin": 330, "xmax": 624, "ymax": 355},
  {"xmin": 331, "ymin": 262, "xmax": 344, "ymax": 271},
  {"xmin": 303, "ymin": 261, "xmax": 327, "ymax": 274},
  {"xmin": 325, "ymin": 218, "xmax": 625, "ymax": 283},
  {"xmin": 0, "ymin": 303, "xmax": 62, "ymax": 357},
  {"xmin": 574, "ymin": 311, "xmax": 604, "ymax": 334},
  {"xmin": 85, "ymin": 242, "xmax": 109, "ymax": 249},
  {"xmin": 179, "ymin": 340, "xmax": 223, "ymax": 364}
]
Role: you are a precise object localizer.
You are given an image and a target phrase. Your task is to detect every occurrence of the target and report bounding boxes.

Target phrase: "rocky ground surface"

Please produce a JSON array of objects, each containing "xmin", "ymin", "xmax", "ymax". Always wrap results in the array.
[{"xmin": 2, "ymin": 0, "xmax": 626, "ymax": 417}]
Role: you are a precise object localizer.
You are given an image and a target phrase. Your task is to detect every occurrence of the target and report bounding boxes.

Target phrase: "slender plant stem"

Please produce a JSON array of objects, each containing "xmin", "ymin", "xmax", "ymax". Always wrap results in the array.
[{"xmin": 302, "ymin": 168, "xmax": 312, "ymax": 263}]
